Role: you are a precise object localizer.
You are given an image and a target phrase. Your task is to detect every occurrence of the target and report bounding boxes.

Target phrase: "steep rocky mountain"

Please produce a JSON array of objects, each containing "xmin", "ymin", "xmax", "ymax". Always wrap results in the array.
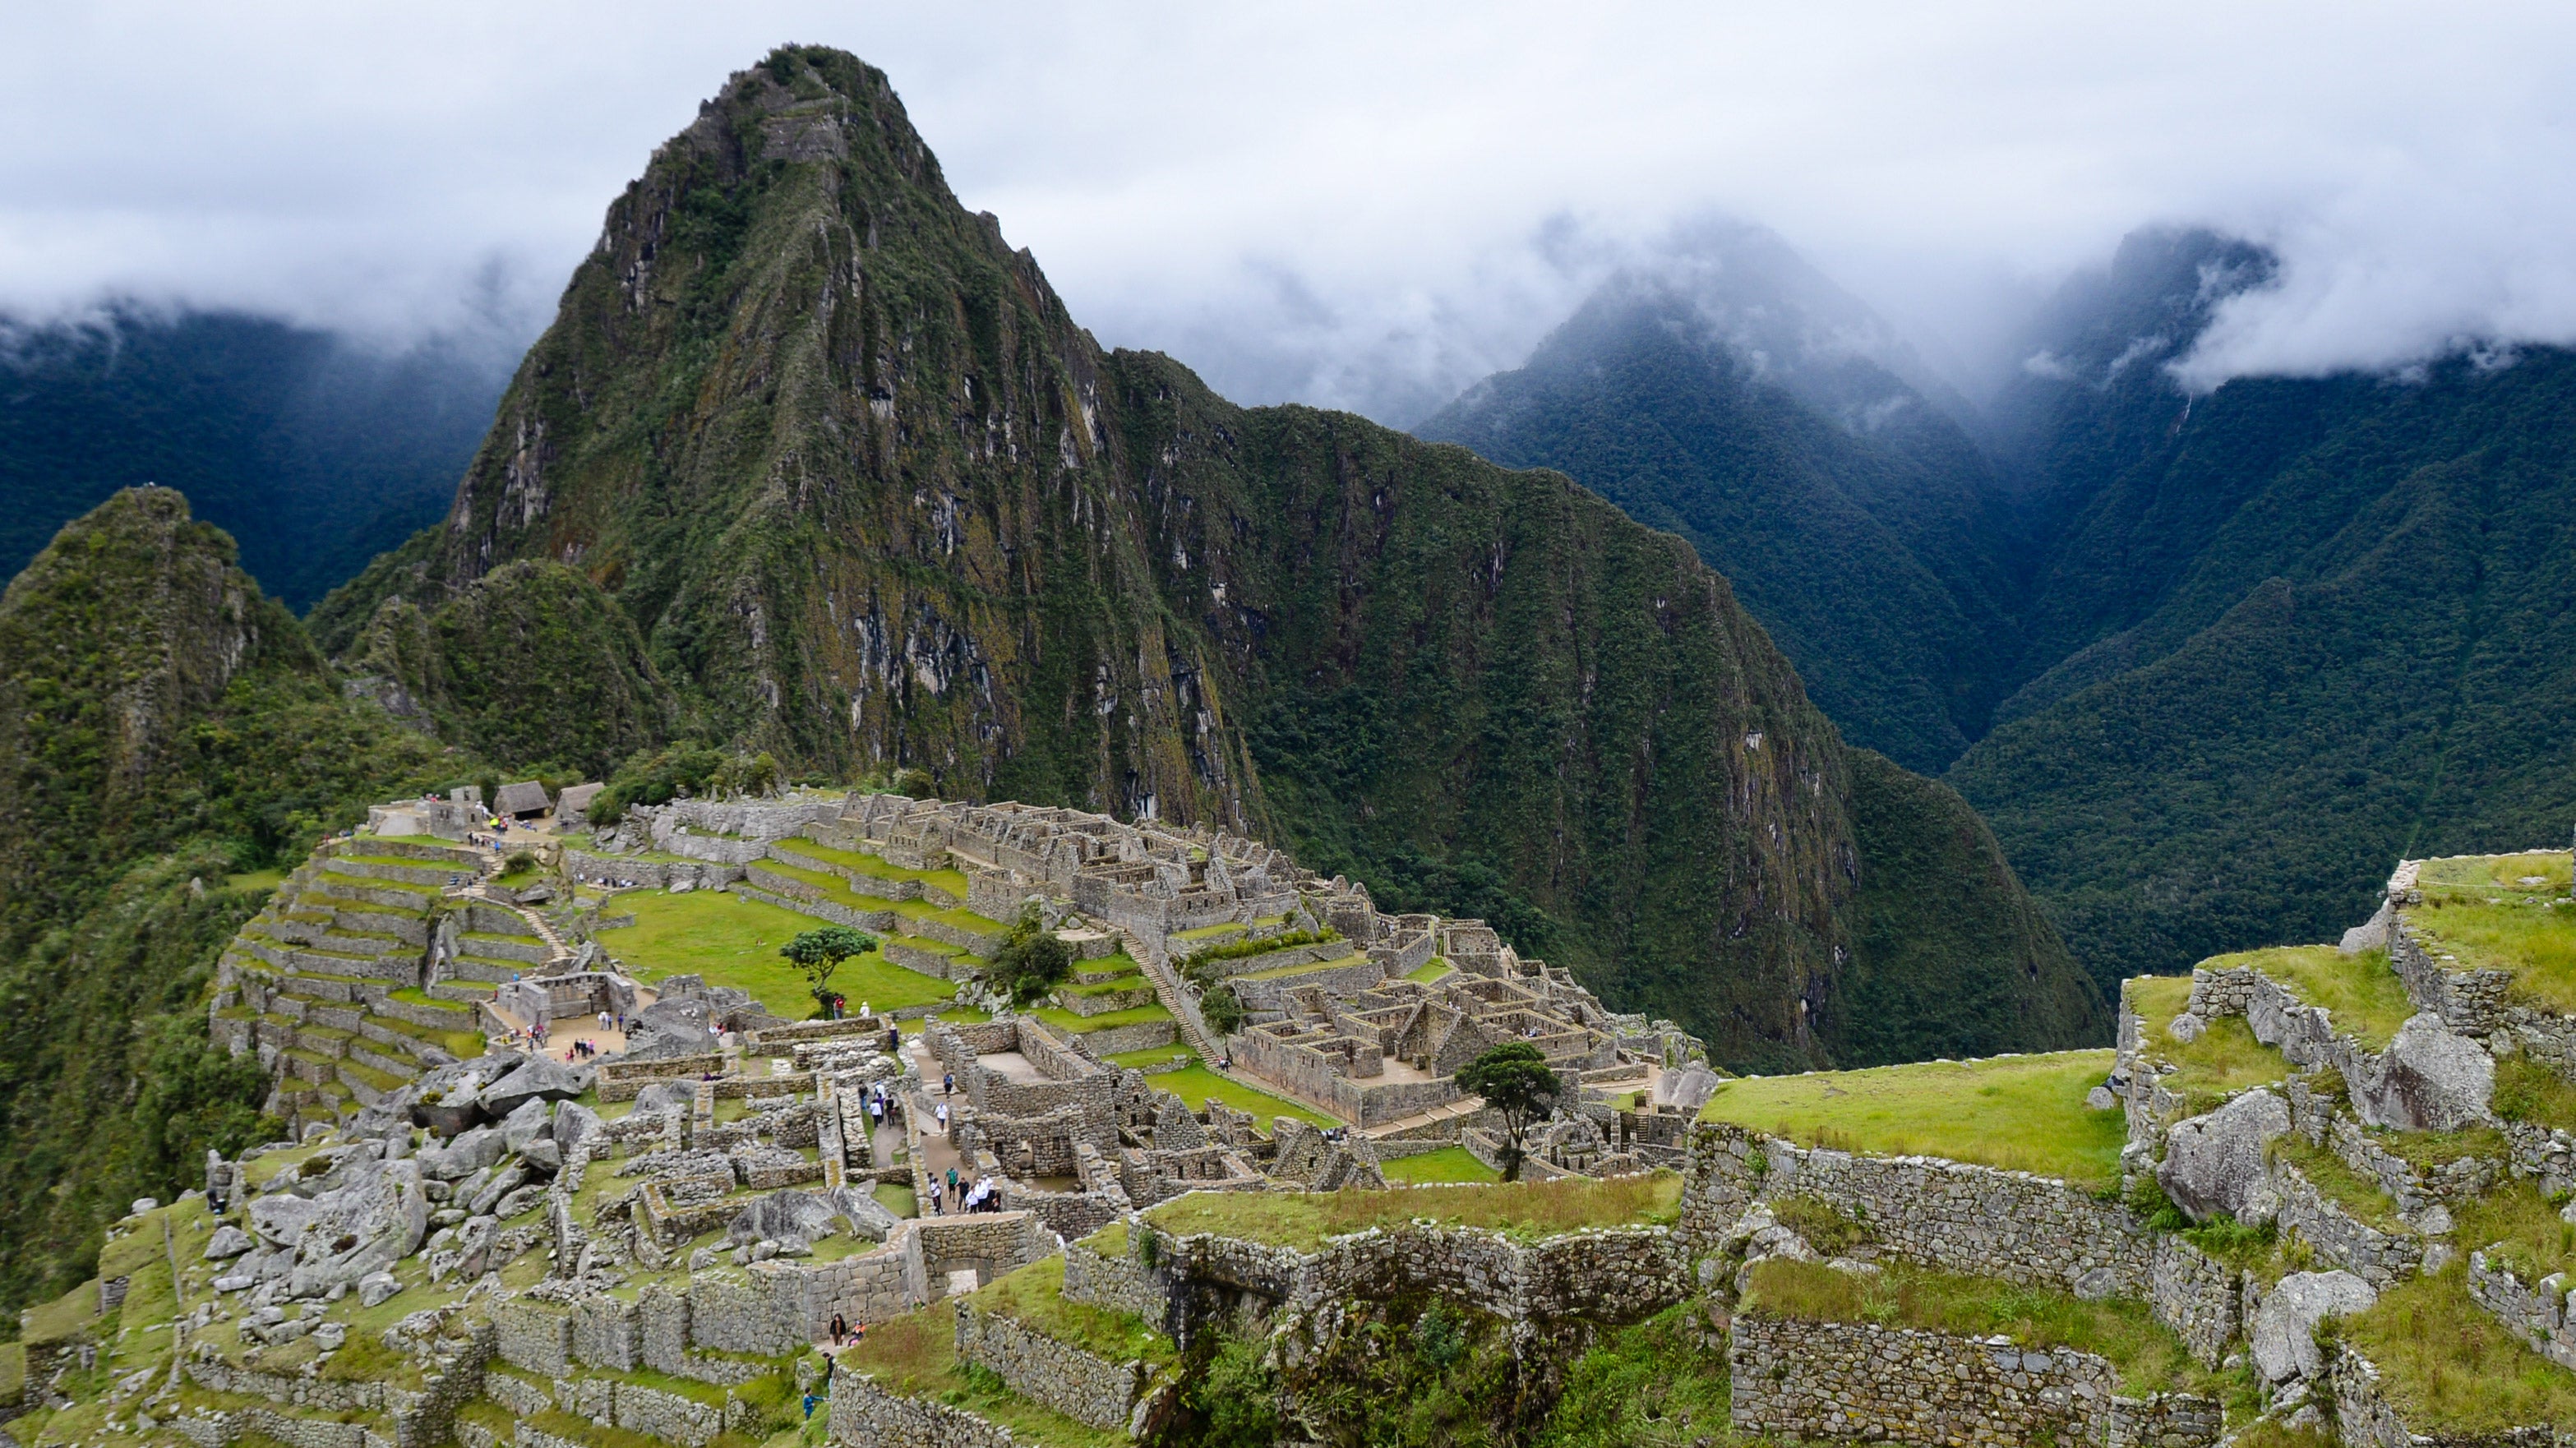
[
  {"xmin": 0, "ymin": 308, "xmax": 510, "ymax": 609},
  {"xmin": 0, "ymin": 487, "xmax": 463, "ymax": 1310},
  {"xmin": 310, "ymin": 46, "xmax": 2098, "ymax": 1071},
  {"xmin": 1951, "ymin": 229, "xmax": 2576, "ymax": 993},
  {"xmin": 1415, "ymin": 248, "xmax": 2030, "ymax": 772}
]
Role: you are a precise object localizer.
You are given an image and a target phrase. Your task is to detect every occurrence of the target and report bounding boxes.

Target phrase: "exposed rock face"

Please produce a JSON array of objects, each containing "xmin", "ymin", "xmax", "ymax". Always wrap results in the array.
[
  {"xmin": 418, "ymin": 1126, "xmax": 505, "ymax": 1182},
  {"xmin": 261, "ymin": 1159, "xmax": 430, "ymax": 1296},
  {"xmin": 2158, "ymin": 1088, "xmax": 2290, "ymax": 1223},
  {"xmin": 2251, "ymin": 1270, "xmax": 2376, "ymax": 1381},
  {"xmin": 727, "ymin": 1191, "xmax": 839, "ymax": 1251},
  {"xmin": 501, "ymin": 1097, "xmax": 556, "ymax": 1153},
  {"xmin": 202, "ymin": 1225, "xmax": 254, "ymax": 1260},
  {"xmin": 482, "ymin": 1057, "xmax": 593, "ymax": 1118},
  {"xmin": 2348, "ymin": 1014, "xmax": 2494, "ymax": 1131}
]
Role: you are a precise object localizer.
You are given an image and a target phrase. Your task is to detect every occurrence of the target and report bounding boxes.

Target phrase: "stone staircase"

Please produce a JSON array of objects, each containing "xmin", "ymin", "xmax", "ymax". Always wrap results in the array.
[
  {"xmin": 459, "ymin": 883, "xmax": 578, "ymax": 971},
  {"xmin": 1126, "ymin": 929, "xmax": 1225, "ymax": 1063}
]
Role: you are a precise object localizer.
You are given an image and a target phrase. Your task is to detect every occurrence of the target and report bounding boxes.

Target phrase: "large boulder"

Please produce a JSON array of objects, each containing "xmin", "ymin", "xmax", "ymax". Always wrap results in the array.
[
  {"xmin": 202, "ymin": 1225, "xmax": 256, "ymax": 1260},
  {"xmin": 482, "ymin": 1057, "xmax": 592, "ymax": 1118},
  {"xmin": 501, "ymin": 1097, "xmax": 556, "ymax": 1154},
  {"xmin": 826, "ymin": 1185, "xmax": 903, "ymax": 1243},
  {"xmin": 2348, "ymin": 1015, "xmax": 2494, "ymax": 1131},
  {"xmin": 283, "ymin": 1159, "xmax": 431, "ymax": 1297},
  {"xmin": 728, "ymin": 1191, "xmax": 839, "ymax": 1250},
  {"xmin": 417, "ymin": 1125, "xmax": 506, "ymax": 1182},
  {"xmin": 2251, "ymin": 1271, "xmax": 2377, "ymax": 1381},
  {"xmin": 2157, "ymin": 1088, "xmax": 2291, "ymax": 1223},
  {"xmin": 631, "ymin": 1081, "xmax": 695, "ymax": 1115},
  {"xmin": 553, "ymin": 1101, "xmax": 602, "ymax": 1160}
]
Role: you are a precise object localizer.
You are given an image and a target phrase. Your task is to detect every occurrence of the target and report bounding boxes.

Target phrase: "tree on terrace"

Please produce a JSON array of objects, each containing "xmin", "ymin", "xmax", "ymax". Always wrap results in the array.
[
  {"xmin": 1456, "ymin": 1042, "xmax": 1563, "ymax": 1182},
  {"xmin": 780, "ymin": 925, "xmax": 877, "ymax": 1017}
]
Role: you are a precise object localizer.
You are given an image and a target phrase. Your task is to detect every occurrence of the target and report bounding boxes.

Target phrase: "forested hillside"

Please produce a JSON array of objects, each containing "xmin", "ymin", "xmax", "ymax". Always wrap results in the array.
[
  {"xmin": 0, "ymin": 309, "xmax": 508, "ymax": 608},
  {"xmin": 0, "ymin": 488, "xmax": 464, "ymax": 1312},
  {"xmin": 309, "ymin": 45, "xmax": 2100, "ymax": 1072},
  {"xmin": 1416, "ymin": 265, "xmax": 2029, "ymax": 773},
  {"xmin": 1948, "ymin": 230, "xmax": 2576, "ymax": 993}
]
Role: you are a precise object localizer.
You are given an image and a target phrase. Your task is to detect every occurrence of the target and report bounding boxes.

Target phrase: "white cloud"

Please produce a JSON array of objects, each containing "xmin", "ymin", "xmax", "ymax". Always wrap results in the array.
[{"xmin": 1, "ymin": 2, "xmax": 2570, "ymax": 420}]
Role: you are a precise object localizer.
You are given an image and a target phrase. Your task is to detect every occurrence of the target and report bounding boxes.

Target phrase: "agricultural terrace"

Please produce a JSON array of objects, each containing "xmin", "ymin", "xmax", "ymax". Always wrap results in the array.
[
  {"xmin": 836, "ymin": 1300, "xmax": 1126, "ymax": 1448},
  {"xmin": 2404, "ymin": 855, "xmax": 2576, "ymax": 1013},
  {"xmin": 2124, "ymin": 975, "xmax": 2286, "ymax": 1114},
  {"xmin": 1697, "ymin": 1049, "xmax": 2125, "ymax": 1190},
  {"xmin": 1135, "ymin": 1170, "xmax": 1682, "ymax": 1252}
]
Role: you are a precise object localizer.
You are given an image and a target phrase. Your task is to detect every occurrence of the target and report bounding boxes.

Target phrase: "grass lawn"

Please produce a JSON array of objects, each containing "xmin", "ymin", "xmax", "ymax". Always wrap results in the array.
[
  {"xmin": 768, "ymin": 837, "xmax": 972, "ymax": 902},
  {"xmin": 2269, "ymin": 1137, "xmax": 2403, "ymax": 1229},
  {"xmin": 1381, "ymin": 1146, "xmax": 1500, "ymax": 1184},
  {"xmin": 224, "ymin": 868, "xmax": 287, "ymax": 893},
  {"xmin": 1237, "ymin": 952, "xmax": 1372, "ymax": 982},
  {"xmin": 1029, "ymin": 1002, "xmax": 1173, "ymax": 1035},
  {"xmin": 1144, "ymin": 1171, "xmax": 1680, "ymax": 1252},
  {"xmin": 2406, "ymin": 897, "xmax": 2576, "ymax": 1014},
  {"xmin": 1405, "ymin": 957, "xmax": 1454, "ymax": 984},
  {"xmin": 1740, "ymin": 1257, "xmax": 2212, "ymax": 1395},
  {"xmin": 1698, "ymin": 1049, "xmax": 2124, "ymax": 1189},
  {"xmin": 1102, "ymin": 1044, "xmax": 1193, "ymax": 1070},
  {"xmin": 2127, "ymin": 975, "xmax": 2285, "ymax": 1113},
  {"xmin": 2416, "ymin": 851, "xmax": 2573, "ymax": 900},
  {"xmin": 2210, "ymin": 944, "xmax": 2415, "ymax": 1049},
  {"xmin": 2494, "ymin": 1055, "xmax": 2576, "ymax": 1132},
  {"xmin": 2456, "ymin": 1179, "xmax": 2576, "ymax": 1284},
  {"xmin": 838, "ymin": 1302, "xmax": 1125, "ymax": 1448},
  {"xmin": 2343, "ymin": 1264, "xmax": 2576, "ymax": 1434},
  {"xmin": 1152, "ymin": 1063, "xmax": 1339, "ymax": 1130},
  {"xmin": 874, "ymin": 1182, "xmax": 916, "ymax": 1219},
  {"xmin": 969, "ymin": 1255, "xmax": 1175, "ymax": 1366},
  {"xmin": 598, "ymin": 889, "xmax": 953, "ymax": 1017}
]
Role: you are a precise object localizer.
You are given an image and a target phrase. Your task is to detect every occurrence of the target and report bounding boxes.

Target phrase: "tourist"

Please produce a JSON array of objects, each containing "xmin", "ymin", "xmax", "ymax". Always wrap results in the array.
[
  {"xmin": 942, "ymin": 1072, "xmax": 953, "ymax": 1095},
  {"xmin": 928, "ymin": 1179, "xmax": 943, "ymax": 1215},
  {"xmin": 946, "ymin": 1166, "xmax": 958, "ymax": 1197},
  {"xmin": 828, "ymin": 1312, "xmax": 849, "ymax": 1347},
  {"xmin": 934, "ymin": 1100, "xmax": 948, "ymax": 1131},
  {"xmin": 885, "ymin": 1026, "xmax": 899, "ymax": 1053},
  {"xmin": 801, "ymin": 1394, "xmax": 816, "ymax": 1422}
]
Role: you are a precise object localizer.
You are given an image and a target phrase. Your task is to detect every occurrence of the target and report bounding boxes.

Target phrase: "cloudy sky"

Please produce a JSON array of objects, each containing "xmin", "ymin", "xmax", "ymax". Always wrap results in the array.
[{"xmin": 2, "ymin": 2, "xmax": 2570, "ymax": 422}]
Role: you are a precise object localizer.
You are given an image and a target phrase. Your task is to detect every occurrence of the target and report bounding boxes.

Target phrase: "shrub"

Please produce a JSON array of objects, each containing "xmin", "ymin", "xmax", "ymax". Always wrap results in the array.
[{"xmin": 987, "ymin": 905, "xmax": 1073, "ymax": 1006}]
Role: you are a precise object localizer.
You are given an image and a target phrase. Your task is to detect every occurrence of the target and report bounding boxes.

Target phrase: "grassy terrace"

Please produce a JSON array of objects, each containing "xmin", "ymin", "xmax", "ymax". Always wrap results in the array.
[
  {"xmin": 1698, "ymin": 1050, "xmax": 2125, "ymax": 1189},
  {"xmin": 1138, "ymin": 1170, "xmax": 1681, "ymax": 1252},
  {"xmin": 2269, "ymin": 1137, "xmax": 2403, "ymax": 1229},
  {"xmin": 598, "ymin": 888, "xmax": 956, "ymax": 1017},
  {"xmin": 1740, "ymin": 1257, "xmax": 2214, "ymax": 1395},
  {"xmin": 2343, "ymin": 1264, "xmax": 2576, "ymax": 1434},
  {"xmin": 1405, "ymin": 957, "xmax": 1454, "ymax": 984},
  {"xmin": 2127, "ymin": 975, "xmax": 2285, "ymax": 1114},
  {"xmin": 838, "ymin": 1301, "xmax": 1124, "ymax": 1448},
  {"xmin": 767, "ymin": 837, "xmax": 972, "ymax": 902},
  {"xmin": 1380, "ymin": 1146, "xmax": 1500, "ymax": 1184},
  {"xmin": 1029, "ymin": 1001, "xmax": 1171, "ymax": 1033},
  {"xmin": 1151, "ymin": 1063, "xmax": 1339, "ymax": 1129},
  {"xmin": 2209, "ymin": 944, "xmax": 2415, "ymax": 1049},
  {"xmin": 1238, "ymin": 952, "xmax": 1373, "ymax": 981},
  {"xmin": 2495, "ymin": 1055, "xmax": 2576, "ymax": 1132},
  {"xmin": 2458, "ymin": 1179, "xmax": 2576, "ymax": 1284},
  {"xmin": 970, "ymin": 1255, "xmax": 1175, "ymax": 1366},
  {"xmin": 2407, "ymin": 894, "xmax": 2576, "ymax": 1014}
]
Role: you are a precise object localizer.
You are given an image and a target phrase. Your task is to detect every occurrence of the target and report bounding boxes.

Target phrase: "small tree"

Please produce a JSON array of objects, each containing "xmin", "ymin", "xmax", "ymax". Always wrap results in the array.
[
  {"xmin": 780, "ymin": 925, "xmax": 877, "ymax": 1017},
  {"xmin": 1200, "ymin": 981, "xmax": 1246, "ymax": 1037},
  {"xmin": 1455, "ymin": 1042, "xmax": 1562, "ymax": 1182},
  {"xmin": 988, "ymin": 904, "xmax": 1074, "ymax": 1005}
]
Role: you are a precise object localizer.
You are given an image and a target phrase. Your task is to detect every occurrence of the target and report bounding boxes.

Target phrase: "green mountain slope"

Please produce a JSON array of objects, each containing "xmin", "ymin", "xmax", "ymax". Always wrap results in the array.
[
  {"xmin": 0, "ymin": 308, "xmax": 508, "ymax": 609},
  {"xmin": 1416, "ymin": 273, "xmax": 2029, "ymax": 772},
  {"xmin": 1953, "ymin": 229, "xmax": 2576, "ymax": 992},
  {"xmin": 312, "ymin": 46, "xmax": 2098, "ymax": 1070},
  {"xmin": 0, "ymin": 488, "xmax": 461, "ymax": 1310}
]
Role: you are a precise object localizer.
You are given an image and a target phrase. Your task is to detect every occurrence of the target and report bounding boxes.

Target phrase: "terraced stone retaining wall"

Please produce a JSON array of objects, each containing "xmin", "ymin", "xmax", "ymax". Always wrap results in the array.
[
  {"xmin": 1729, "ymin": 1315, "xmax": 2223, "ymax": 1448},
  {"xmin": 2468, "ymin": 1248, "xmax": 2576, "ymax": 1372},
  {"xmin": 953, "ymin": 1300, "xmax": 1152, "ymax": 1432},
  {"xmin": 825, "ymin": 1372, "xmax": 1015, "ymax": 1448}
]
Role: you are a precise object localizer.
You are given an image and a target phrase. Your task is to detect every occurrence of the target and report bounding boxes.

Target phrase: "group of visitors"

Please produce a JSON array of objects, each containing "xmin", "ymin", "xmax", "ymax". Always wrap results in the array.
[
  {"xmin": 563, "ymin": 1037, "xmax": 602, "ymax": 1061},
  {"xmin": 925, "ymin": 1167, "xmax": 1004, "ymax": 1215},
  {"xmin": 861, "ymin": 1083, "xmax": 897, "ymax": 1129}
]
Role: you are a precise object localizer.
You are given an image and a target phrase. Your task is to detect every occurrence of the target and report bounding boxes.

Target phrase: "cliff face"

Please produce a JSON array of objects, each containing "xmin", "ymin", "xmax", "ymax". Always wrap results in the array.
[{"xmin": 313, "ymin": 47, "xmax": 2096, "ymax": 1068}]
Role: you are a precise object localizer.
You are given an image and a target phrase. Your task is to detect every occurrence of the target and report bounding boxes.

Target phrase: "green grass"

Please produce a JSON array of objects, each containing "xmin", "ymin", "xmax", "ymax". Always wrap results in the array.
[
  {"xmin": 1143, "ymin": 1171, "xmax": 1681, "ymax": 1252},
  {"xmin": 2493, "ymin": 1054, "xmax": 2576, "ymax": 1132},
  {"xmin": 2407, "ymin": 897, "xmax": 2576, "ymax": 1013},
  {"xmin": 1235, "ymin": 952, "xmax": 1372, "ymax": 982},
  {"xmin": 224, "ymin": 868, "xmax": 287, "ymax": 893},
  {"xmin": 2416, "ymin": 851, "xmax": 2574, "ymax": 900},
  {"xmin": 387, "ymin": 987, "xmax": 474, "ymax": 1015},
  {"xmin": 838, "ymin": 1302, "xmax": 1125, "ymax": 1448},
  {"xmin": 1028, "ymin": 1002, "xmax": 1173, "ymax": 1034},
  {"xmin": 767, "ymin": 837, "xmax": 972, "ymax": 902},
  {"xmin": 2455, "ymin": 1178, "xmax": 2576, "ymax": 1284},
  {"xmin": 1380, "ymin": 1146, "xmax": 1501, "ymax": 1184},
  {"xmin": 1697, "ymin": 1049, "xmax": 2125, "ymax": 1189},
  {"xmin": 1739, "ymin": 1257, "xmax": 2212, "ymax": 1395},
  {"xmin": 2128, "ymin": 975, "xmax": 2285, "ymax": 1113},
  {"xmin": 968, "ymin": 1255, "xmax": 1175, "ymax": 1366},
  {"xmin": 2269, "ymin": 1137, "xmax": 2403, "ymax": 1229},
  {"xmin": 1405, "ymin": 957, "xmax": 1454, "ymax": 984},
  {"xmin": 2204, "ymin": 944, "xmax": 2417, "ymax": 1049},
  {"xmin": 598, "ymin": 889, "xmax": 953, "ymax": 1017},
  {"xmin": 1102, "ymin": 1045, "xmax": 1193, "ymax": 1070},
  {"xmin": 1535, "ymin": 1301, "xmax": 1732, "ymax": 1448},
  {"xmin": 2340, "ymin": 1264, "xmax": 2576, "ymax": 1434},
  {"xmin": 1150, "ymin": 1064, "xmax": 1339, "ymax": 1129},
  {"xmin": 875, "ymin": 1182, "xmax": 916, "ymax": 1219}
]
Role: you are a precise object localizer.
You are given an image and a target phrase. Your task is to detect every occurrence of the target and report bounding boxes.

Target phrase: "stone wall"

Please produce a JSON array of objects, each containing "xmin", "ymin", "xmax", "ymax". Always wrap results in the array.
[
  {"xmin": 954, "ymin": 1300, "xmax": 1152, "ymax": 1432},
  {"xmin": 2268, "ymin": 1162, "xmax": 2423, "ymax": 1287},
  {"xmin": 2146, "ymin": 1237, "xmax": 2238, "ymax": 1368},
  {"xmin": 825, "ymin": 1372, "xmax": 1016, "ymax": 1448},
  {"xmin": 1061, "ymin": 1234, "xmax": 1164, "ymax": 1326},
  {"xmin": 1686, "ymin": 1123, "xmax": 2157, "ymax": 1295},
  {"xmin": 2468, "ymin": 1248, "xmax": 2576, "ymax": 1371},
  {"xmin": 1730, "ymin": 1314, "xmax": 2121, "ymax": 1448}
]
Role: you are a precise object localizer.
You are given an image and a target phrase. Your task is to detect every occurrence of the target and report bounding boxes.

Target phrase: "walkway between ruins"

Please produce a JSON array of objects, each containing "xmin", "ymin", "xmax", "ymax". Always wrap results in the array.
[{"xmin": 899, "ymin": 1032, "xmax": 972, "ymax": 1215}]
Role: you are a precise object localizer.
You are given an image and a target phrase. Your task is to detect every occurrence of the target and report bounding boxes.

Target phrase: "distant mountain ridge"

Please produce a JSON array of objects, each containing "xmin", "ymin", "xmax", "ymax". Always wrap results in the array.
[{"xmin": 0, "ymin": 307, "xmax": 510, "ymax": 609}]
